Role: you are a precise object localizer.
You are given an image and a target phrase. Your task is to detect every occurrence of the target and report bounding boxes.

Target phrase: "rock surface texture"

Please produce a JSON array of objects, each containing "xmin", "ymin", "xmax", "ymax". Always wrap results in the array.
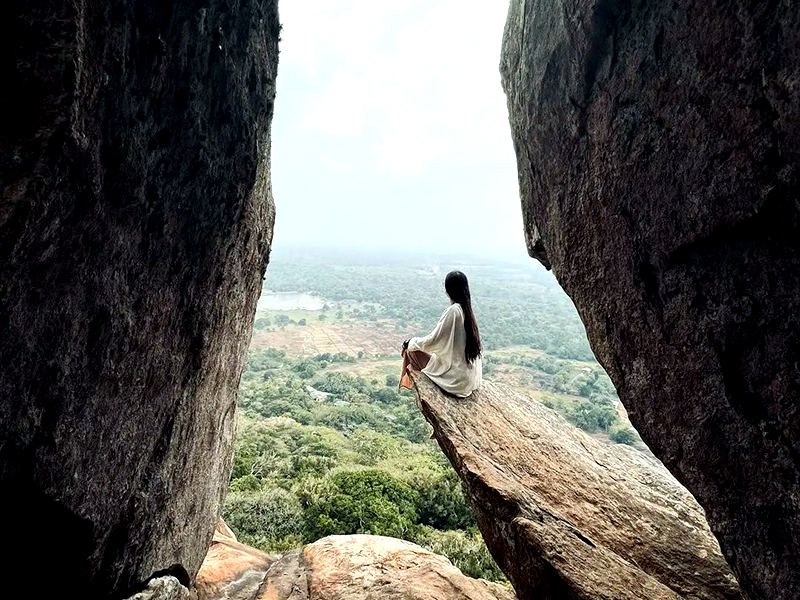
[
  {"xmin": 412, "ymin": 374, "xmax": 743, "ymax": 600},
  {"xmin": 124, "ymin": 577, "xmax": 191, "ymax": 600},
  {"xmin": 0, "ymin": 1, "xmax": 279, "ymax": 597},
  {"xmin": 501, "ymin": 2, "xmax": 799, "ymax": 599},
  {"xmin": 196, "ymin": 519, "xmax": 275, "ymax": 600},
  {"xmin": 258, "ymin": 534, "xmax": 515, "ymax": 600}
]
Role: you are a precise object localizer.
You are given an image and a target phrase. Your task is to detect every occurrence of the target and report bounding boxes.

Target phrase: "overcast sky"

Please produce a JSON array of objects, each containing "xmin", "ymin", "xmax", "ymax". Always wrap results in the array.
[{"xmin": 270, "ymin": 1, "xmax": 525, "ymax": 259}]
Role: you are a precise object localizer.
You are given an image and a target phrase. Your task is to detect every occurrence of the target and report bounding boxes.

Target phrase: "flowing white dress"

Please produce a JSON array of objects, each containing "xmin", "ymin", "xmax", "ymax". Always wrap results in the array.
[{"xmin": 407, "ymin": 303, "xmax": 482, "ymax": 397}]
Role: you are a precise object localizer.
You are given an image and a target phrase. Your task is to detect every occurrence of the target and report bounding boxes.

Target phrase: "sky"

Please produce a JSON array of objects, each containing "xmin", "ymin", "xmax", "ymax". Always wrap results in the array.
[{"xmin": 270, "ymin": 0, "xmax": 527, "ymax": 259}]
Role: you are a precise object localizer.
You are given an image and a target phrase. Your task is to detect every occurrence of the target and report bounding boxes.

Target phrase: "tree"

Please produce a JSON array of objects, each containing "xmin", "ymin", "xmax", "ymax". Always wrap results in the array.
[
  {"xmin": 275, "ymin": 314, "xmax": 290, "ymax": 326},
  {"xmin": 303, "ymin": 470, "xmax": 419, "ymax": 540},
  {"xmin": 313, "ymin": 372, "xmax": 368, "ymax": 396},
  {"xmin": 569, "ymin": 401, "xmax": 618, "ymax": 432},
  {"xmin": 292, "ymin": 360, "xmax": 318, "ymax": 379},
  {"xmin": 223, "ymin": 489, "xmax": 304, "ymax": 551},
  {"xmin": 554, "ymin": 371, "xmax": 571, "ymax": 393},
  {"xmin": 408, "ymin": 526, "xmax": 505, "ymax": 583},
  {"xmin": 289, "ymin": 441, "xmax": 338, "ymax": 477},
  {"xmin": 229, "ymin": 473, "xmax": 261, "ymax": 492},
  {"xmin": 373, "ymin": 387, "xmax": 400, "ymax": 405},
  {"xmin": 253, "ymin": 317, "xmax": 272, "ymax": 330},
  {"xmin": 408, "ymin": 469, "xmax": 474, "ymax": 531},
  {"xmin": 298, "ymin": 318, "xmax": 307, "ymax": 326},
  {"xmin": 611, "ymin": 427, "xmax": 637, "ymax": 445}
]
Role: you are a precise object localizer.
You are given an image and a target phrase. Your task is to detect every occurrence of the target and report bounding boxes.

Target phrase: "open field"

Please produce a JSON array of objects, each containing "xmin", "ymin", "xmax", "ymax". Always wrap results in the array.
[
  {"xmin": 250, "ymin": 321, "xmax": 416, "ymax": 358},
  {"xmin": 327, "ymin": 358, "xmax": 401, "ymax": 382}
]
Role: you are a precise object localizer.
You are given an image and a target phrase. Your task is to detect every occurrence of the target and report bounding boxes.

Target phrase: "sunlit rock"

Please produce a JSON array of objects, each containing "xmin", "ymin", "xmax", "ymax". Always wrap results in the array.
[
  {"xmin": 259, "ymin": 534, "xmax": 515, "ymax": 600},
  {"xmin": 412, "ymin": 373, "xmax": 742, "ymax": 600},
  {"xmin": 196, "ymin": 519, "xmax": 276, "ymax": 600}
]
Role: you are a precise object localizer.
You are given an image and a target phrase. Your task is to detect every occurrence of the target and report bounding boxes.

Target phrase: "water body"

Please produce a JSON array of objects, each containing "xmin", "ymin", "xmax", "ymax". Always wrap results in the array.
[{"xmin": 258, "ymin": 291, "xmax": 325, "ymax": 311}]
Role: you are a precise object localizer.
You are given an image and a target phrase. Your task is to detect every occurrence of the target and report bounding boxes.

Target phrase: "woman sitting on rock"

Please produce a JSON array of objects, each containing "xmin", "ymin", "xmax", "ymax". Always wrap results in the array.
[{"xmin": 400, "ymin": 270, "xmax": 483, "ymax": 397}]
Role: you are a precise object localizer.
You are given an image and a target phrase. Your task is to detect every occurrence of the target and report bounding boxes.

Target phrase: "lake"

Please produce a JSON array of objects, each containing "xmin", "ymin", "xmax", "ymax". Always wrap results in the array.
[{"xmin": 258, "ymin": 291, "xmax": 325, "ymax": 311}]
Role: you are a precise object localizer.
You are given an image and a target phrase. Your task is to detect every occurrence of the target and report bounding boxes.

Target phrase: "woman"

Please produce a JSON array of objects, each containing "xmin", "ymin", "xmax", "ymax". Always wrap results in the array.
[{"xmin": 400, "ymin": 270, "xmax": 482, "ymax": 397}]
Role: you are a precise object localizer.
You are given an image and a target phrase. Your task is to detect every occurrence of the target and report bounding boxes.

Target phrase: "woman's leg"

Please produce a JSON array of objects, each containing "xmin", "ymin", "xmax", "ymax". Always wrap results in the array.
[
  {"xmin": 407, "ymin": 349, "xmax": 431, "ymax": 371},
  {"xmin": 399, "ymin": 350, "xmax": 431, "ymax": 390}
]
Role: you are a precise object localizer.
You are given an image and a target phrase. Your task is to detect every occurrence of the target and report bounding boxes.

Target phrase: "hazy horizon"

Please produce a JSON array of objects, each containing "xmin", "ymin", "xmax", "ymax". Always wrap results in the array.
[
  {"xmin": 270, "ymin": 1, "xmax": 526, "ymax": 259},
  {"xmin": 267, "ymin": 240, "xmax": 545, "ymax": 270}
]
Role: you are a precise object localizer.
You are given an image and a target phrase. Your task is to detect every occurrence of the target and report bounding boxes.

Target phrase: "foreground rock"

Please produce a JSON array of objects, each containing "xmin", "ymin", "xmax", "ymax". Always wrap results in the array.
[
  {"xmin": 196, "ymin": 519, "xmax": 275, "ymax": 600},
  {"xmin": 413, "ymin": 374, "xmax": 742, "ymax": 600},
  {"xmin": 124, "ymin": 577, "xmax": 190, "ymax": 600},
  {"xmin": 0, "ymin": 2, "xmax": 279, "ymax": 597},
  {"xmin": 259, "ymin": 535, "xmax": 515, "ymax": 600},
  {"xmin": 500, "ymin": 2, "xmax": 799, "ymax": 598},
  {"xmin": 192, "ymin": 528, "xmax": 514, "ymax": 600}
]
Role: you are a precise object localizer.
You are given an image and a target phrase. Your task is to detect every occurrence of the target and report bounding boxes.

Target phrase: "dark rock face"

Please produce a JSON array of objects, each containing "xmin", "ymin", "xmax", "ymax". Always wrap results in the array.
[
  {"xmin": 412, "ymin": 374, "xmax": 742, "ymax": 600},
  {"xmin": 501, "ymin": 2, "xmax": 799, "ymax": 599},
  {"xmin": 0, "ymin": 1, "xmax": 279, "ymax": 597}
]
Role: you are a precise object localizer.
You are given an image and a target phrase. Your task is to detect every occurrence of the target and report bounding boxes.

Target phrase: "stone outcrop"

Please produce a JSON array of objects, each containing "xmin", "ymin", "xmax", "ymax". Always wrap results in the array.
[
  {"xmin": 500, "ymin": 2, "xmax": 799, "ymax": 598},
  {"xmin": 124, "ymin": 577, "xmax": 190, "ymax": 600},
  {"xmin": 196, "ymin": 519, "xmax": 275, "ymax": 600},
  {"xmin": 194, "ymin": 523, "xmax": 512, "ymax": 600},
  {"xmin": 412, "ymin": 374, "xmax": 743, "ymax": 600},
  {"xmin": 259, "ymin": 535, "xmax": 515, "ymax": 600},
  {"xmin": 0, "ymin": 1, "xmax": 279, "ymax": 597}
]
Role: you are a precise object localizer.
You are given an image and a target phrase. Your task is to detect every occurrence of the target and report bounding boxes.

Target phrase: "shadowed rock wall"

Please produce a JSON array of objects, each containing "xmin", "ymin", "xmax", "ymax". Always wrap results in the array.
[
  {"xmin": 0, "ymin": 0, "xmax": 279, "ymax": 596},
  {"xmin": 501, "ymin": 1, "xmax": 799, "ymax": 599}
]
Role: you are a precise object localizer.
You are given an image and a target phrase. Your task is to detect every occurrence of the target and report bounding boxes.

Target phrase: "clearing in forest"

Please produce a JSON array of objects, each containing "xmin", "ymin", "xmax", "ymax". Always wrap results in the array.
[{"xmin": 250, "ymin": 322, "xmax": 414, "ymax": 358}]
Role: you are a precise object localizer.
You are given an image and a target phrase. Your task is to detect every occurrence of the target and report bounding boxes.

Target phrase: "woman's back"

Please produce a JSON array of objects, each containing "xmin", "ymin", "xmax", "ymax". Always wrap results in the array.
[{"xmin": 406, "ymin": 302, "xmax": 482, "ymax": 397}]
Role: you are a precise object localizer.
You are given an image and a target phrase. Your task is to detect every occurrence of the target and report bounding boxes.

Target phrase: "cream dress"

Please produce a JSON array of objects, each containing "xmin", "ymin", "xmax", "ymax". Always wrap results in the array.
[{"xmin": 407, "ymin": 303, "xmax": 482, "ymax": 397}]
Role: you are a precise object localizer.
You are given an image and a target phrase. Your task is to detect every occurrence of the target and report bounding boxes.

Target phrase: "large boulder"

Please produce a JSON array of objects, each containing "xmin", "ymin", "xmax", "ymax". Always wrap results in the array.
[
  {"xmin": 0, "ymin": 1, "xmax": 279, "ymax": 597},
  {"xmin": 412, "ymin": 374, "xmax": 743, "ymax": 600},
  {"xmin": 258, "ymin": 534, "xmax": 515, "ymax": 600},
  {"xmin": 500, "ymin": 2, "xmax": 799, "ymax": 598}
]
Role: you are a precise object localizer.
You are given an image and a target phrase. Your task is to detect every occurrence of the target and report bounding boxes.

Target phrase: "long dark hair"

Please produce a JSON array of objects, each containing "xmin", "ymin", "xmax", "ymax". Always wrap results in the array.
[{"xmin": 445, "ymin": 270, "xmax": 482, "ymax": 363}]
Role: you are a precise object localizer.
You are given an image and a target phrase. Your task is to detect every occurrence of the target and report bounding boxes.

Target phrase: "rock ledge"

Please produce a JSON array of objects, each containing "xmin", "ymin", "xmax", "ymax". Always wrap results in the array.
[{"xmin": 412, "ymin": 373, "xmax": 742, "ymax": 600}]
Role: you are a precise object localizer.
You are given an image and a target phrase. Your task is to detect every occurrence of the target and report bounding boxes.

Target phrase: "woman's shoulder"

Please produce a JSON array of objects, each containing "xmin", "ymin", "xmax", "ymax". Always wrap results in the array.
[
  {"xmin": 448, "ymin": 303, "xmax": 465, "ymax": 324},
  {"xmin": 446, "ymin": 303, "xmax": 463, "ymax": 316}
]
